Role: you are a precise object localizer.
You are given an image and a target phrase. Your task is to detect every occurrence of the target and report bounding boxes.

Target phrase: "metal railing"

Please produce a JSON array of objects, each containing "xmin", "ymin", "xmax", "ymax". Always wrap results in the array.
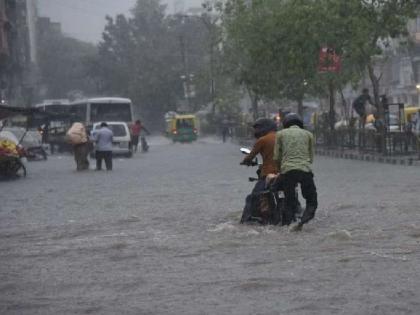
[{"xmin": 314, "ymin": 127, "xmax": 419, "ymax": 156}]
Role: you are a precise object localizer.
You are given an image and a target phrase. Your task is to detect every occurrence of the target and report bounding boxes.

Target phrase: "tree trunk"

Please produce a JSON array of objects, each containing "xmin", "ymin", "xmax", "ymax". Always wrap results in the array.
[
  {"xmin": 297, "ymin": 98, "xmax": 304, "ymax": 118},
  {"xmin": 339, "ymin": 86, "xmax": 349, "ymax": 122},
  {"xmin": 328, "ymin": 80, "xmax": 335, "ymax": 131},
  {"xmin": 211, "ymin": 81, "xmax": 216, "ymax": 117},
  {"xmin": 252, "ymin": 94, "xmax": 259, "ymax": 120},
  {"xmin": 209, "ymin": 34, "xmax": 216, "ymax": 117},
  {"xmin": 367, "ymin": 63, "xmax": 386, "ymax": 154}
]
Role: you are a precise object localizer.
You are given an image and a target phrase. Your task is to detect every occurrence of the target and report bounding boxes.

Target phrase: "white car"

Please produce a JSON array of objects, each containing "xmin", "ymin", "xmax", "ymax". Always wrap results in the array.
[{"xmin": 91, "ymin": 122, "xmax": 132, "ymax": 158}]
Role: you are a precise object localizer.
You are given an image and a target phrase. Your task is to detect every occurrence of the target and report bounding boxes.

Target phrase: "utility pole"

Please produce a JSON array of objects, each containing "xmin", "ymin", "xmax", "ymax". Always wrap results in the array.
[
  {"xmin": 179, "ymin": 33, "xmax": 191, "ymax": 110},
  {"xmin": 178, "ymin": 14, "xmax": 197, "ymax": 112},
  {"xmin": 201, "ymin": 11, "xmax": 219, "ymax": 117}
]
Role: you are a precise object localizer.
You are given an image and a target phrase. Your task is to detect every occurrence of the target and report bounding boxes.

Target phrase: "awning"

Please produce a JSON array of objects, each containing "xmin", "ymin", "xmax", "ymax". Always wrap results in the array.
[{"xmin": 0, "ymin": 105, "xmax": 40, "ymax": 120}]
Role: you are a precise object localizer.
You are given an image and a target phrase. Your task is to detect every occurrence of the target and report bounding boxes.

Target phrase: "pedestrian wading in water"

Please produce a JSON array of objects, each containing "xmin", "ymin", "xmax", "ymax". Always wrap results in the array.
[
  {"xmin": 92, "ymin": 122, "xmax": 114, "ymax": 171},
  {"xmin": 66, "ymin": 122, "xmax": 90, "ymax": 171},
  {"xmin": 130, "ymin": 119, "xmax": 150, "ymax": 153}
]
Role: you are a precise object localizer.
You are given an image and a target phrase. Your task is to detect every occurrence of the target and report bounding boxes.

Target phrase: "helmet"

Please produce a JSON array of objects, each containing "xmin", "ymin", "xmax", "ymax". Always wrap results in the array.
[
  {"xmin": 282, "ymin": 113, "xmax": 303, "ymax": 129},
  {"xmin": 253, "ymin": 118, "xmax": 277, "ymax": 138}
]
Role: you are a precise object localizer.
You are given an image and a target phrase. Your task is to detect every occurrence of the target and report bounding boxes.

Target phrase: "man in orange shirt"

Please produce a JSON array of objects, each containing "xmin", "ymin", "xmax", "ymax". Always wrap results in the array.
[{"xmin": 240, "ymin": 118, "xmax": 278, "ymax": 224}]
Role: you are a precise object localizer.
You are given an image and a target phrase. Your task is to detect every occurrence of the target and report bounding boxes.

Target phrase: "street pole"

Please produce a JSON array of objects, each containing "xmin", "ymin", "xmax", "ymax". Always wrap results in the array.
[
  {"xmin": 210, "ymin": 38, "xmax": 215, "ymax": 117},
  {"xmin": 179, "ymin": 34, "xmax": 191, "ymax": 110},
  {"xmin": 416, "ymin": 84, "xmax": 420, "ymax": 107},
  {"xmin": 200, "ymin": 12, "xmax": 218, "ymax": 117}
]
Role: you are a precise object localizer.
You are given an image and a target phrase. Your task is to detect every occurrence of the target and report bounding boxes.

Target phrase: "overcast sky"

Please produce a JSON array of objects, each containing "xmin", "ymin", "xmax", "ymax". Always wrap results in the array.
[{"xmin": 37, "ymin": 0, "xmax": 203, "ymax": 43}]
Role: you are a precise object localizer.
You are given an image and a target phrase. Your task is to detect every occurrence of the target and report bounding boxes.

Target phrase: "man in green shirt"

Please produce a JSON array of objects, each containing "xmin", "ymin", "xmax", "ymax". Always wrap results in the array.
[{"xmin": 273, "ymin": 113, "xmax": 318, "ymax": 230}]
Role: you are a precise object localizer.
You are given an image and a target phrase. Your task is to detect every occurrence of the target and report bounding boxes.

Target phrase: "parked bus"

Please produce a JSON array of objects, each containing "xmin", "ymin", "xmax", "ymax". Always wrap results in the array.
[
  {"xmin": 32, "ymin": 100, "xmax": 72, "ymax": 153},
  {"xmin": 26, "ymin": 98, "xmax": 134, "ymax": 153},
  {"xmin": 34, "ymin": 99, "xmax": 70, "ymax": 114},
  {"xmin": 68, "ymin": 97, "xmax": 134, "ymax": 127},
  {"xmin": 33, "ymin": 99, "xmax": 71, "ymax": 131}
]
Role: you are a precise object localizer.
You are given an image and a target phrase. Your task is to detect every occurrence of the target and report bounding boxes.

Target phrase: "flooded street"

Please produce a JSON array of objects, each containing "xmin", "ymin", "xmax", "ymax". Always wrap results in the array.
[{"xmin": 1, "ymin": 137, "xmax": 420, "ymax": 315}]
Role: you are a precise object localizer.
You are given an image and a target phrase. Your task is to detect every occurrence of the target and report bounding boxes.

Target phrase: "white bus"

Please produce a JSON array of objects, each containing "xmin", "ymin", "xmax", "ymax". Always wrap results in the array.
[
  {"xmin": 68, "ymin": 97, "xmax": 134, "ymax": 126},
  {"xmin": 33, "ymin": 99, "xmax": 70, "ymax": 114}
]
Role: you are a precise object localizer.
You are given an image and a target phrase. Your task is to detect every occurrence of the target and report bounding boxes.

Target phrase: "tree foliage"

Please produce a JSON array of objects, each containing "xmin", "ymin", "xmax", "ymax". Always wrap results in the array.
[
  {"xmin": 87, "ymin": 0, "xmax": 222, "ymax": 125},
  {"xmin": 221, "ymin": 0, "xmax": 419, "ymax": 119},
  {"xmin": 37, "ymin": 29, "xmax": 97, "ymax": 100}
]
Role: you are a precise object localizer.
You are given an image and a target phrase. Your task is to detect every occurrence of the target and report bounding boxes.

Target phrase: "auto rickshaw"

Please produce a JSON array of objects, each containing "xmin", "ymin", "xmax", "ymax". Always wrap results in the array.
[
  {"xmin": 166, "ymin": 114, "xmax": 198, "ymax": 143},
  {"xmin": 404, "ymin": 106, "xmax": 420, "ymax": 126}
]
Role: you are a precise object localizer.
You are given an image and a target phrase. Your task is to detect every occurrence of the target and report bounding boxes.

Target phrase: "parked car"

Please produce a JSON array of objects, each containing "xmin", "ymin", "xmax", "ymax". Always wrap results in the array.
[{"xmin": 91, "ymin": 122, "xmax": 132, "ymax": 158}]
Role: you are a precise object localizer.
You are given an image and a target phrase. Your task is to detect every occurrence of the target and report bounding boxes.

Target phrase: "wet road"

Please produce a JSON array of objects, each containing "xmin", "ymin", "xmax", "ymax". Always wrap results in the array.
[{"xmin": 1, "ymin": 136, "xmax": 420, "ymax": 315}]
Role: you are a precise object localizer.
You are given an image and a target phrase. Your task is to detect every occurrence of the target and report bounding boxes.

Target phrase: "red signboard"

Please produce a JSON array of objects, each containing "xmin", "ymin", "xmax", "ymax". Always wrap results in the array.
[{"xmin": 318, "ymin": 47, "xmax": 341, "ymax": 73}]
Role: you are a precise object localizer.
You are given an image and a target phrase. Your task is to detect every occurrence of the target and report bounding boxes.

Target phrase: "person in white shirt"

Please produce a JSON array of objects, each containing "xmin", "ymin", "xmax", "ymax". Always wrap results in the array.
[{"xmin": 92, "ymin": 122, "xmax": 114, "ymax": 171}]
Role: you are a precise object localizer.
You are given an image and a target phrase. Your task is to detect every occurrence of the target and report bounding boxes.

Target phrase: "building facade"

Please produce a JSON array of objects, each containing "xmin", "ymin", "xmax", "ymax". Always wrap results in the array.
[
  {"xmin": 0, "ymin": 0, "xmax": 37, "ymax": 107},
  {"xmin": 362, "ymin": 17, "xmax": 420, "ymax": 107}
]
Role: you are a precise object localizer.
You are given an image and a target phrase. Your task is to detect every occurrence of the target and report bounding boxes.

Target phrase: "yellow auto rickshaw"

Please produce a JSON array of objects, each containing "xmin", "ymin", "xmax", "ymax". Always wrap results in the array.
[
  {"xmin": 404, "ymin": 106, "xmax": 420, "ymax": 125},
  {"xmin": 166, "ymin": 114, "xmax": 198, "ymax": 143}
]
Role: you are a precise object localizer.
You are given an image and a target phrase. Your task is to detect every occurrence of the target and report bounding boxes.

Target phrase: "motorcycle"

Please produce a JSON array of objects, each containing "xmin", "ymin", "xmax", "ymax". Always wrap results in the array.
[
  {"xmin": 141, "ymin": 135, "xmax": 149, "ymax": 152},
  {"xmin": 239, "ymin": 148, "xmax": 284, "ymax": 225},
  {"xmin": 25, "ymin": 146, "xmax": 48, "ymax": 161},
  {"xmin": 239, "ymin": 148, "xmax": 303, "ymax": 225},
  {"xmin": 23, "ymin": 129, "xmax": 48, "ymax": 161}
]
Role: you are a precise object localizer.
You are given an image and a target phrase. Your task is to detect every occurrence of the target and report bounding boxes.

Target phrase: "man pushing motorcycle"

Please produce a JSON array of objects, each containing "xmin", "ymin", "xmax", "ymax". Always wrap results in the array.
[{"xmin": 273, "ymin": 113, "xmax": 318, "ymax": 231}]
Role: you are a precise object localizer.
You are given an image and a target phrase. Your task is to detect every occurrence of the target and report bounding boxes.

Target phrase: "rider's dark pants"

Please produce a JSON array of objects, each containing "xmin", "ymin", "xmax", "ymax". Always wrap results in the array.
[
  {"xmin": 282, "ymin": 170, "xmax": 317, "ymax": 225},
  {"xmin": 241, "ymin": 179, "xmax": 266, "ymax": 223}
]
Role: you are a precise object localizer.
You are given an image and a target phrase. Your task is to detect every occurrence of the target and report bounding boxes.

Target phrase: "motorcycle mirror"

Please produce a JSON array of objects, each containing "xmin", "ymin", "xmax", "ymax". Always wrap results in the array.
[{"xmin": 240, "ymin": 148, "xmax": 251, "ymax": 155}]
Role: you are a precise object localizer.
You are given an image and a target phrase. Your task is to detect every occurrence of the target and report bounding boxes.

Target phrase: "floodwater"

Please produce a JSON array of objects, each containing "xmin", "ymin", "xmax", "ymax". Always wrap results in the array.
[{"xmin": 1, "ymin": 136, "xmax": 420, "ymax": 314}]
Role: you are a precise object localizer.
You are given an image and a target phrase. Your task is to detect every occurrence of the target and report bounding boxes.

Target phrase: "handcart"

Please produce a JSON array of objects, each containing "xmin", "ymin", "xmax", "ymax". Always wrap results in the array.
[{"xmin": 0, "ymin": 104, "xmax": 42, "ymax": 178}]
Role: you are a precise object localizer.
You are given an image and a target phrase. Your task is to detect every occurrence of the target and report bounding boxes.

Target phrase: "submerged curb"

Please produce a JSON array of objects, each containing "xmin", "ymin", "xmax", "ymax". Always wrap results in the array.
[{"xmin": 315, "ymin": 149, "xmax": 420, "ymax": 167}]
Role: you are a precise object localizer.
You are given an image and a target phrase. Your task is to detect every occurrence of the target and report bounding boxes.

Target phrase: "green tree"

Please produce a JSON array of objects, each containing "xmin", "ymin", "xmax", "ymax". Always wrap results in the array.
[
  {"xmin": 222, "ymin": 0, "xmax": 330, "ymax": 117},
  {"xmin": 221, "ymin": 0, "xmax": 419, "ymax": 138},
  {"xmin": 337, "ymin": 0, "xmax": 419, "ymax": 152},
  {"xmin": 88, "ymin": 0, "xmax": 221, "ymax": 126},
  {"xmin": 222, "ymin": 0, "xmax": 275, "ymax": 118},
  {"xmin": 87, "ymin": 0, "xmax": 179, "ymax": 125},
  {"xmin": 37, "ymin": 29, "xmax": 97, "ymax": 99}
]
